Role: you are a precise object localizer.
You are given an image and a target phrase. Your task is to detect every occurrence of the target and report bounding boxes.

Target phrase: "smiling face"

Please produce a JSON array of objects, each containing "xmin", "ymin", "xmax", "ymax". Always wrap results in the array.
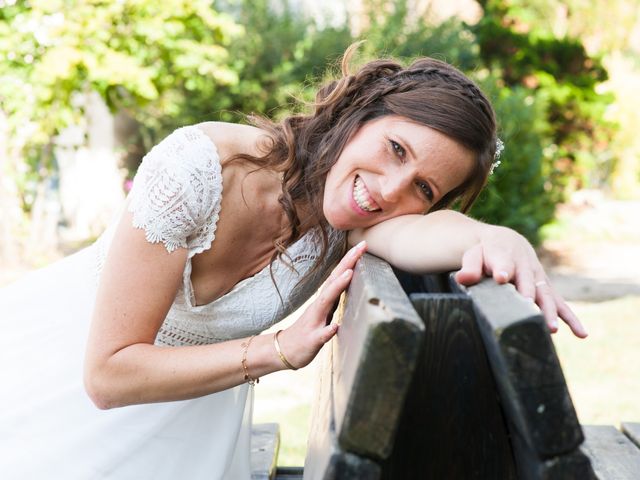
[{"xmin": 322, "ymin": 115, "xmax": 475, "ymax": 230}]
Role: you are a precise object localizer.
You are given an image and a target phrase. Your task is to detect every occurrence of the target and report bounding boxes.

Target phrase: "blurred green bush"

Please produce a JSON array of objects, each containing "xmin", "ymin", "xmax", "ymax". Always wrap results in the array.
[{"xmin": 0, "ymin": 0, "xmax": 615, "ymax": 244}]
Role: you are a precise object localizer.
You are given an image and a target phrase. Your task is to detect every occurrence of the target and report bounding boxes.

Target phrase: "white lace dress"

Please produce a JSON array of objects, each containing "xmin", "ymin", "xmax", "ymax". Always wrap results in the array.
[{"xmin": 0, "ymin": 126, "xmax": 345, "ymax": 479}]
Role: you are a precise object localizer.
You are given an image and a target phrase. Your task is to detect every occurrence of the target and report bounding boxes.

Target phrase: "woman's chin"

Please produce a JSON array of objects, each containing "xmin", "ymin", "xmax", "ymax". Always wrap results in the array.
[{"xmin": 323, "ymin": 210, "xmax": 351, "ymax": 231}]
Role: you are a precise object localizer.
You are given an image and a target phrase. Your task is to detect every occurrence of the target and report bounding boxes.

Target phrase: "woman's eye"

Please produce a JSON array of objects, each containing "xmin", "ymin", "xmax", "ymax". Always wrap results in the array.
[
  {"xmin": 389, "ymin": 140, "xmax": 405, "ymax": 159},
  {"xmin": 417, "ymin": 181, "xmax": 434, "ymax": 202}
]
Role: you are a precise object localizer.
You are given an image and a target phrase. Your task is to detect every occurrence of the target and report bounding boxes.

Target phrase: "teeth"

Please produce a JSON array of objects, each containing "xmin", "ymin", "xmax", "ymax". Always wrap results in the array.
[{"xmin": 353, "ymin": 176, "xmax": 380, "ymax": 212}]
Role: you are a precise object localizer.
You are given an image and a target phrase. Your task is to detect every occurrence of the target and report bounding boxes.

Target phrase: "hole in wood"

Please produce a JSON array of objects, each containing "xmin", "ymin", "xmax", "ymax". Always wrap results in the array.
[{"xmin": 369, "ymin": 297, "xmax": 380, "ymax": 306}]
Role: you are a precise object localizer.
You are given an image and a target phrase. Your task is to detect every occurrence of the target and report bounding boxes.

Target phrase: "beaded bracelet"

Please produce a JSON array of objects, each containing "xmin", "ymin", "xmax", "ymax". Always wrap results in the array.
[{"xmin": 241, "ymin": 335, "xmax": 259, "ymax": 385}]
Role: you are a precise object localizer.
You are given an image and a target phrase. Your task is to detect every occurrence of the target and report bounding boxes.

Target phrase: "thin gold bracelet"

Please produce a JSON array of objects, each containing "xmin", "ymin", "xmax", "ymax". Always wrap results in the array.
[
  {"xmin": 241, "ymin": 335, "xmax": 259, "ymax": 385},
  {"xmin": 274, "ymin": 330, "xmax": 298, "ymax": 371}
]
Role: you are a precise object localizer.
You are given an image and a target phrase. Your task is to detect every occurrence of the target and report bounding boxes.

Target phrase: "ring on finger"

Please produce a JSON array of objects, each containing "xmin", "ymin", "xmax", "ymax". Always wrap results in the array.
[{"xmin": 535, "ymin": 280, "xmax": 547, "ymax": 288}]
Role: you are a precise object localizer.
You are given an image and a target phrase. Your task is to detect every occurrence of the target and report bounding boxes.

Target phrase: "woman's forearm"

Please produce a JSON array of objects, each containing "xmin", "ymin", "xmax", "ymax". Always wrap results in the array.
[
  {"xmin": 349, "ymin": 210, "xmax": 494, "ymax": 273},
  {"xmin": 84, "ymin": 334, "xmax": 283, "ymax": 409}
]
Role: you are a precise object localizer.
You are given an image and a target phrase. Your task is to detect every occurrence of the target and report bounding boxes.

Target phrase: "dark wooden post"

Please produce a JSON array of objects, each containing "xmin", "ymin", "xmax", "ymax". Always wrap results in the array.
[
  {"xmin": 452, "ymin": 277, "xmax": 595, "ymax": 479},
  {"xmin": 303, "ymin": 254, "xmax": 425, "ymax": 480},
  {"xmin": 380, "ymin": 292, "xmax": 518, "ymax": 479}
]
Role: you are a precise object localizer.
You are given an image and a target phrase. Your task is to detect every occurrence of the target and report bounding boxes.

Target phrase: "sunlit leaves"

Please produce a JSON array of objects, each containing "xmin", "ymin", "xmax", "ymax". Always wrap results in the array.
[{"xmin": 0, "ymin": 0, "xmax": 241, "ymax": 174}]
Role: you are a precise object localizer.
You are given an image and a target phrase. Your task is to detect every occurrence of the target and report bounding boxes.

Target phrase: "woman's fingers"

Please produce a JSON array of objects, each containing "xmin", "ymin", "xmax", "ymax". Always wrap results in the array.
[
  {"xmin": 554, "ymin": 292, "xmax": 588, "ymax": 338},
  {"xmin": 319, "ymin": 323, "xmax": 340, "ymax": 344},
  {"xmin": 490, "ymin": 259, "xmax": 515, "ymax": 284},
  {"xmin": 534, "ymin": 279, "xmax": 588, "ymax": 338},
  {"xmin": 469, "ymin": 228, "xmax": 586, "ymax": 340},
  {"xmin": 534, "ymin": 279, "xmax": 559, "ymax": 332},
  {"xmin": 305, "ymin": 268, "xmax": 353, "ymax": 328},
  {"xmin": 316, "ymin": 241, "xmax": 366, "ymax": 326},
  {"xmin": 327, "ymin": 241, "xmax": 367, "ymax": 282},
  {"xmin": 455, "ymin": 244, "xmax": 484, "ymax": 285},
  {"xmin": 295, "ymin": 241, "xmax": 367, "ymax": 356},
  {"xmin": 315, "ymin": 241, "xmax": 369, "ymax": 321},
  {"xmin": 285, "ymin": 264, "xmax": 355, "ymax": 369},
  {"xmin": 514, "ymin": 264, "xmax": 536, "ymax": 301},
  {"xmin": 457, "ymin": 244, "xmax": 515, "ymax": 285},
  {"xmin": 314, "ymin": 268, "xmax": 353, "ymax": 321}
]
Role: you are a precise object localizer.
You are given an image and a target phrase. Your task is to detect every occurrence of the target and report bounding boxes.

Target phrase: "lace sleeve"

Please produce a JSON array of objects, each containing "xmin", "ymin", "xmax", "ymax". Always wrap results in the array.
[{"xmin": 127, "ymin": 126, "xmax": 223, "ymax": 257}]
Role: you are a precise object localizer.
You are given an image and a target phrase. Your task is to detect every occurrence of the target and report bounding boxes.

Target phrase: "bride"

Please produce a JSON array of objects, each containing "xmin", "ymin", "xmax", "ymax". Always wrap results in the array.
[{"xmin": 0, "ymin": 46, "xmax": 587, "ymax": 479}]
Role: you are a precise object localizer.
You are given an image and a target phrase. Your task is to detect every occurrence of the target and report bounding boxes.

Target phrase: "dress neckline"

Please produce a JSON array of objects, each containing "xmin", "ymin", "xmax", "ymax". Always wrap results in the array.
[
  {"xmin": 183, "ymin": 232, "xmax": 317, "ymax": 310},
  {"xmin": 181, "ymin": 126, "xmax": 319, "ymax": 311}
]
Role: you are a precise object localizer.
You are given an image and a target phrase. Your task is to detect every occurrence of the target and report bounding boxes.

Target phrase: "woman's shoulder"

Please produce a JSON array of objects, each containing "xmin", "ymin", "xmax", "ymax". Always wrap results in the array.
[
  {"xmin": 194, "ymin": 121, "xmax": 270, "ymax": 162},
  {"xmin": 192, "ymin": 121, "xmax": 281, "ymax": 208}
]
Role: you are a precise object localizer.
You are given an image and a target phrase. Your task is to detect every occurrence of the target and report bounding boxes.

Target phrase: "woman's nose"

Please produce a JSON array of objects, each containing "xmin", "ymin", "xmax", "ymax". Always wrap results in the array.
[{"xmin": 380, "ymin": 171, "xmax": 412, "ymax": 203}]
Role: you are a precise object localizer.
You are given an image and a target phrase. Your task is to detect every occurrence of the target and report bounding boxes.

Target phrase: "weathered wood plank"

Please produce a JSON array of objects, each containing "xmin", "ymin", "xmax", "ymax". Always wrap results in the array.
[
  {"xmin": 252, "ymin": 423, "xmax": 280, "ymax": 480},
  {"xmin": 303, "ymin": 335, "xmax": 381, "ymax": 480},
  {"xmin": 331, "ymin": 254, "xmax": 425, "ymax": 459},
  {"xmin": 379, "ymin": 293, "xmax": 518, "ymax": 479},
  {"xmin": 452, "ymin": 276, "xmax": 593, "ymax": 480},
  {"xmin": 581, "ymin": 425, "xmax": 640, "ymax": 479},
  {"xmin": 538, "ymin": 448, "xmax": 597, "ymax": 479},
  {"xmin": 274, "ymin": 467, "xmax": 304, "ymax": 480},
  {"xmin": 621, "ymin": 422, "xmax": 640, "ymax": 449}
]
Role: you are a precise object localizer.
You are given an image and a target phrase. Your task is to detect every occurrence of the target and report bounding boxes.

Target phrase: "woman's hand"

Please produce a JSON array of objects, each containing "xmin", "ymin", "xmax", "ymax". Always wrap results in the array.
[
  {"xmin": 275, "ymin": 241, "xmax": 367, "ymax": 369},
  {"xmin": 455, "ymin": 225, "xmax": 588, "ymax": 339}
]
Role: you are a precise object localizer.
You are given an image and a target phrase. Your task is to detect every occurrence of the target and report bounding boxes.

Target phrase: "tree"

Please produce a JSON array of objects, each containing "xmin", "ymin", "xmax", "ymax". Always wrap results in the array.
[{"xmin": 0, "ymin": 0, "xmax": 242, "ymax": 211}]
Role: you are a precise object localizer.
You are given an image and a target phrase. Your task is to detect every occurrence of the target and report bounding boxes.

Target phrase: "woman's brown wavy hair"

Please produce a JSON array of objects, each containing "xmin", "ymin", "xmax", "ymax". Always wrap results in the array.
[{"xmin": 232, "ymin": 43, "xmax": 498, "ymax": 278}]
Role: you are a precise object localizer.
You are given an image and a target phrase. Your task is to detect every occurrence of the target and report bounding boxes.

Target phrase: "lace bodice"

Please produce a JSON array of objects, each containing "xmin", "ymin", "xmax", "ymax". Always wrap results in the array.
[{"xmin": 96, "ymin": 126, "xmax": 345, "ymax": 346}]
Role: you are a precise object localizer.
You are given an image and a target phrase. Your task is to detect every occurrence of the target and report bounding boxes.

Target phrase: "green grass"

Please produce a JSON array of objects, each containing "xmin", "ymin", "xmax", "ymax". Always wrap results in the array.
[
  {"xmin": 270, "ymin": 404, "xmax": 312, "ymax": 465},
  {"xmin": 552, "ymin": 296, "xmax": 640, "ymax": 427},
  {"xmin": 253, "ymin": 361, "xmax": 317, "ymax": 466}
]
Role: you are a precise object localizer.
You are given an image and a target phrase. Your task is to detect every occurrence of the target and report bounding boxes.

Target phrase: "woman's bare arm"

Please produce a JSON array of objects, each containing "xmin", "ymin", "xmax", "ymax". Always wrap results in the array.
[
  {"xmin": 348, "ymin": 210, "xmax": 588, "ymax": 338},
  {"xmin": 84, "ymin": 210, "xmax": 366, "ymax": 409},
  {"xmin": 348, "ymin": 211, "xmax": 485, "ymax": 274}
]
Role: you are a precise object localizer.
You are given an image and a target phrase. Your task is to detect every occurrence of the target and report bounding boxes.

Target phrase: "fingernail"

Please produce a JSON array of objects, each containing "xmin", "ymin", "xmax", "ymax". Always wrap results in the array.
[
  {"xmin": 349, "ymin": 241, "xmax": 365, "ymax": 256},
  {"xmin": 525, "ymin": 297, "xmax": 535, "ymax": 303},
  {"xmin": 342, "ymin": 269, "xmax": 352, "ymax": 278},
  {"xmin": 356, "ymin": 240, "xmax": 366, "ymax": 249},
  {"xmin": 499, "ymin": 271, "xmax": 509, "ymax": 281}
]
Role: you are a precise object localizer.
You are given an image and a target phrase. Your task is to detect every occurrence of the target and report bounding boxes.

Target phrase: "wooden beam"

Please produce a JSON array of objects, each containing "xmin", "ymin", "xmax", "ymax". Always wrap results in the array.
[
  {"xmin": 380, "ymin": 293, "xmax": 518, "ymax": 479},
  {"xmin": 252, "ymin": 423, "xmax": 280, "ymax": 480},
  {"xmin": 622, "ymin": 422, "xmax": 640, "ymax": 449},
  {"xmin": 331, "ymin": 254, "xmax": 425, "ymax": 460},
  {"xmin": 582, "ymin": 425, "xmax": 640, "ymax": 479},
  {"xmin": 453, "ymin": 277, "xmax": 594, "ymax": 479},
  {"xmin": 303, "ymin": 334, "xmax": 381, "ymax": 480}
]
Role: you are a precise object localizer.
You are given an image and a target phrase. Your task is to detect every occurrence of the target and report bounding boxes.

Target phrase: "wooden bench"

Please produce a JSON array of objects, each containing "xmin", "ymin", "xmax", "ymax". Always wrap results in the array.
[{"xmin": 250, "ymin": 253, "xmax": 640, "ymax": 479}]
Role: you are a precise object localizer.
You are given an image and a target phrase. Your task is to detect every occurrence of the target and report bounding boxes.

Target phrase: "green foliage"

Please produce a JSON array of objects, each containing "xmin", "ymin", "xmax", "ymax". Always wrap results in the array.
[
  {"xmin": 473, "ymin": 2, "xmax": 617, "ymax": 192},
  {"xmin": 353, "ymin": 0, "xmax": 481, "ymax": 69},
  {"xmin": 0, "ymin": 0, "xmax": 241, "ymax": 207},
  {"xmin": 470, "ymin": 84, "xmax": 555, "ymax": 243},
  {"xmin": 1, "ymin": 0, "xmax": 615, "ymax": 244},
  {"xmin": 143, "ymin": 0, "xmax": 354, "ymax": 141}
]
